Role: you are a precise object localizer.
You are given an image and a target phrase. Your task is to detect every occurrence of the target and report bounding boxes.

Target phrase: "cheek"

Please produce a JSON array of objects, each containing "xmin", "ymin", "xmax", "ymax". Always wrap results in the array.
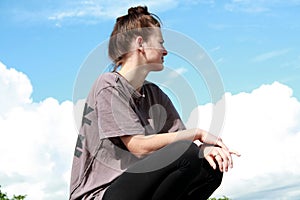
[{"xmin": 147, "ymin": 49, "xmax": 160, "ymax": 58}]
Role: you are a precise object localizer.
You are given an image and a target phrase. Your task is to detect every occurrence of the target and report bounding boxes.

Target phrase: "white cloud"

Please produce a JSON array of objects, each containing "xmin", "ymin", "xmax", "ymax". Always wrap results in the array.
[
  {"xmin": 6, "ymin": 0, "xmax": 181, "ymax": 26},
  {"xmin": 186, "ymin": 81, "xmax": 300, "ymax": 199},
  {"xmin": 48, "ymin": 0, "xmax": 179, "ymax": 23},
  {"xmin": 0, "ymin": 62, "xmax": 32, "ymax": 114},
  {"xmin": 166, "ymin": 67, "xmax": 188, "ymax": 79},
  {"xmin": 224, "ymin": 0, "xmax": 300, "ymax": 13},
  {"xmin": 225, "ymin": 2, "xmax": 269, "ymax": 13},
  {"xmin": 2, "ymin": 59, "xmax": 300, "ymax": 199},
  {"xmin": 0, "ymin": 61, "xmax": 77, "ymax": 199},
  {"xmin": 46, "ymin": 0, "xmax": 217, "ymax": 25},
  {"xmin": 252, "ymin": 49, "xmax": 290, "ymax": 62},
  {"xmin": 209, "ymin": 46, "xmax": 221, "ymax": 53}
]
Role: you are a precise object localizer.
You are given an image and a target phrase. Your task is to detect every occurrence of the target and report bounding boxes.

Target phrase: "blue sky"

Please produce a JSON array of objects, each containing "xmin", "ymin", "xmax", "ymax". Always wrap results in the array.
[
  {"xmin": 1, "ymin": 0, "xmax": 300, "ymax": 103},
  {"xmin": 1, "ymin": 0, "xmax": 300, "ymax": 199}
]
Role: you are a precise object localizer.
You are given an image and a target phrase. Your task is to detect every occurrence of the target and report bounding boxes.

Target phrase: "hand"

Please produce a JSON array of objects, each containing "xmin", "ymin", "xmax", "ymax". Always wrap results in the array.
[
  {"xmin": 196, "ymin": 129, "xmax": 229, "ymax": 150},
  {"xmin": 200, "ymin": 144, "xmax": 241, "ymax": 172}
]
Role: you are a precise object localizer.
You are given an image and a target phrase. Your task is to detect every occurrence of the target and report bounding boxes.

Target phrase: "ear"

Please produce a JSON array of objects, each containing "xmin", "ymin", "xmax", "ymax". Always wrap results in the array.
[{"xmin": 135, "ymin": 36, "xmax": 144, "ymax": 52}]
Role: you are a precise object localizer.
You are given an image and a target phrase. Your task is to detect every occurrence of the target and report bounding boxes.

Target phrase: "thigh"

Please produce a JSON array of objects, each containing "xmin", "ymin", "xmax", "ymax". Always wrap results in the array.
[
  {"xmin": 126, "ymin": 140, "xmax": 199, "ymax": 173},
  {"xmin": 180, "ymin": 159, "xmax": 223, "ymax": 200},
  {"xmin": 103, "ymin": 140, "xmax": 202, "ymax": 200}
]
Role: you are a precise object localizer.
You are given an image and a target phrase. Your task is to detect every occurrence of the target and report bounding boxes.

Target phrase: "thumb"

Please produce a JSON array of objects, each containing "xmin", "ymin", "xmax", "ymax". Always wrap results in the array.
[{"xmin": 205, "ymin": 156, "xmax": 217, "ymax": 170}]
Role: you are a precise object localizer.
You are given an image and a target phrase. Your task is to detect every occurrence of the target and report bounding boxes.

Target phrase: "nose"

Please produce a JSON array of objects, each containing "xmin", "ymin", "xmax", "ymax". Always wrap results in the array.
[{"xmin": 162, "ymin": 47, "xmax": 168, "ymax": 56}]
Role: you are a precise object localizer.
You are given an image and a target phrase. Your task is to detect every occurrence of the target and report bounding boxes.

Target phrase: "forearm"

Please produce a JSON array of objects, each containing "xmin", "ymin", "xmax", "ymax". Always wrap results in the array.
[{"xmin": 121, "ymin": 128, "xmax": 201, "ymax": 157}]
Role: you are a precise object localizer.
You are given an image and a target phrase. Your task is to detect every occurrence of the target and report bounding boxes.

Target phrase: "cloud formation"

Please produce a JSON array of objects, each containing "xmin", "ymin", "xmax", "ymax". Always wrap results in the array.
[
  {"xmin": 5, "ymin": 0, "xmax": 216, "ymax": 26},
  {"xmin": 0, "ymin": 62, "xmax": 77, "ymax": 199},
  {"xmin": 224, "ymin": 0, "xmax": 300, "ymax": 13},
  {"xmin": 186, "ymin": 81, "xmax": 300, "ymax": 199},
  {"xmin": 1, "ymin": 60, "xmax": 300, "ymax": 199},
  {"xmin": 252, "ymin": 49, "xmax": 290, "ymax": 62},
  {"xmin": 0, "ymin": 63, "xmax": 32, "ymax": 114},
  {"xmin": 48, "ymin": 0, "xmax": 179, "ymax": 25}
]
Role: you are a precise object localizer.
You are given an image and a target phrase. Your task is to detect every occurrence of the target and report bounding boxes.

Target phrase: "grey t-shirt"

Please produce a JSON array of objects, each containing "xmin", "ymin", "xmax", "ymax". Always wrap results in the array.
[{"xmin": 69, "ymin": 72, "xmax": 185, "ymax": 200}]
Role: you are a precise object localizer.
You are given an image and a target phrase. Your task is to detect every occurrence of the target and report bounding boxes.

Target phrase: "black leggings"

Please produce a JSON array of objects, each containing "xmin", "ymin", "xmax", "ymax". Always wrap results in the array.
[{"xmin": 103, "ymin": 140, "xmax": 223, "ymax": 200}]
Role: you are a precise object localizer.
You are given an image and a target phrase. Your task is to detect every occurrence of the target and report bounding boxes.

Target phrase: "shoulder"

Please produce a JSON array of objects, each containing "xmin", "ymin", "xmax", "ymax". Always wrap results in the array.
[
  {"xmin": 92, "ymin": 72, "xmax": 120, "ymax": 91},
  {"xmin": 144, "ymin": 80, "xmax": 161, "ymax": 91},
  {"xmin": 144, "ymin": 80, "xmax": 170, "ymax": 100},
  {"xmin": 97, "ymin": 72, "xmax": 118, "ymax": 88},
  {"xmin": 86, "ymin": 72, "xmax": 118, "ymax": 99}
]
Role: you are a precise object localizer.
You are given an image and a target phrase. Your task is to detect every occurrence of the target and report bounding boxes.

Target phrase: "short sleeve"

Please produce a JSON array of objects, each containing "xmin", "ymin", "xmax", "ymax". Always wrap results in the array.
[
  {"xmin": 97, "ymin": 87, "xmax": 145, "ymax": 139},
  {"xmin": 162, "ymin": 92, "xmax": 186, "ymax": 132},
  {"xmin": 143, "ymin": 82, "xmax": 186, "ymax": 134}
]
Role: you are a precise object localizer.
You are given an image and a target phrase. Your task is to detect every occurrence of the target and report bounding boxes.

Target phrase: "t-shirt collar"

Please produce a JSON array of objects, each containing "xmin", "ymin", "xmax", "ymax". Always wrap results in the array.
[{"xmin": 113, "ymin": 72, "xmax": 143, "ymax": 99}]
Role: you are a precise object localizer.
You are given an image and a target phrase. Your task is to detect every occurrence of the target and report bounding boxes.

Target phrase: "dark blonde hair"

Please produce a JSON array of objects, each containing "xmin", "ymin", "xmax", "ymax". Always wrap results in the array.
[{"xmin": 108, "ymin": 6, "xmax": 161, "ymax": 70}]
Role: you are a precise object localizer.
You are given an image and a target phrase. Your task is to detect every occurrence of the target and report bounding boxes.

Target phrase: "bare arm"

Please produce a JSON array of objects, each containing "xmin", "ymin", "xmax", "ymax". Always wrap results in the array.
[
  {"xmin": 121, "ymin": 128, "xmax": 201, "ymax": 157},
  {"xmin": 121, "ymin": 128, "xmax": 241, "ymax": 172},
  {"xmin": 121, "ymin": 128, "xmax": 230, "ymax": 157}
]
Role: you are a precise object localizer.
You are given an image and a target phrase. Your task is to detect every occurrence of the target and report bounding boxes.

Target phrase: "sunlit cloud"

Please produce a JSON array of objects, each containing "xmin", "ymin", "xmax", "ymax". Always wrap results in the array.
[
  {"xmin": 1, "ymin": 60, "xmax": 300, "ymax": 199},
  {"xmin": 0, "ymin": 61, "xmax": 77, "ymax": 200},
  {"xmin": 186, "ymin": 81, "xmax": 300, "ymax": 199}
]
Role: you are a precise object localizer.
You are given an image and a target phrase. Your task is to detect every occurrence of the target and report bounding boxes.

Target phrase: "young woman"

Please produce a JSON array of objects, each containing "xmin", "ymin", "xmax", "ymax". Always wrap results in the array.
[{"xmin": 70, "ymin": 6, "xmax": 240, "ymax": 200}]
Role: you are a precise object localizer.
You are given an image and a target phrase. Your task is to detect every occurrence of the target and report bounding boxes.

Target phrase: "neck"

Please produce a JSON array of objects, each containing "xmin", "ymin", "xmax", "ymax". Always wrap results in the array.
[{"xmin": 118, "ymin": 62, "xmax": 149, "ymax": 91}]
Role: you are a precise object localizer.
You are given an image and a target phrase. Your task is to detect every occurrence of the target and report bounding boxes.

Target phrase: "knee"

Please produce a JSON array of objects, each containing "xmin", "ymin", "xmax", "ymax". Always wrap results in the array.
[
  {"xmin": 167, "ymin": 140, "xmax": 200, "ymax": 159},
  {"xmin": 210, "ymin": 166, "xmax": 223, "ymax": 189},
  {"xmin": 174, "ymin": 141, "xmax": 202, "ymax": 172},
  {"xmin": 173, "ymin": 141, "xmax": 200, "ymax": 163}
]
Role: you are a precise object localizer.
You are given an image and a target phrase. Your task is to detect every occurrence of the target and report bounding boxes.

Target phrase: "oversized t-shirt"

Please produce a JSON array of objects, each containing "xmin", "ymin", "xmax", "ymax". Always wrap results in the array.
[{"xmin": 69, "ymin": 72, "xmax": 185, "ymax": 200}]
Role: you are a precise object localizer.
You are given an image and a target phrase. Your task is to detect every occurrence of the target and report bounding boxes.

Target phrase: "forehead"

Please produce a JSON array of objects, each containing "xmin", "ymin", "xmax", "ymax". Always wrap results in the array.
[{"xmin": 148, "ymin": 27, "xmax": 163, "ymax": 40}]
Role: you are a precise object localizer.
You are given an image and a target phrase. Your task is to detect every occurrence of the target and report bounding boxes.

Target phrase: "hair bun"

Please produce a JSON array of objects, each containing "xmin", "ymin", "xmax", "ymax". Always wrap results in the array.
[{"xmin": 128, "ymin": 6, "xmax": 149, "ymax": 15}]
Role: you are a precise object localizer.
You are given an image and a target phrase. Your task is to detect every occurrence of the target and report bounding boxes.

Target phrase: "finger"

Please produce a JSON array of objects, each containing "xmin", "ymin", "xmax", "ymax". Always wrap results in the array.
[
  {"xmin": 214, "ymin": 154, "xmax": 224, "ymax": 172},
  {"xmin": 212, "ymin": 145, "xmax": 232, "ymax": 169},
  {"xmin": 229, "ymin": 150, "xmax": 241, "ymax": 157},
  {"xmin": 205, "ymin": 156, "xmax": 217, "ymax": 170},
  {"xmin": 216, "ymin": 139, "xmax": 229, "ymax": 151},
  {"xmin": 221, "ymin": 149, "xmax": 233, "ymax": 168},
  {"xmin": 215, "ymin": 149, "xmax": 228, "ymax": 172},
  {"xmin": 217, "ymin": 148, "xmax": 231, "ymax": 171},
  {"xmin": 215, "ymin": 142, "xmax": 238, "ymax": 168}
]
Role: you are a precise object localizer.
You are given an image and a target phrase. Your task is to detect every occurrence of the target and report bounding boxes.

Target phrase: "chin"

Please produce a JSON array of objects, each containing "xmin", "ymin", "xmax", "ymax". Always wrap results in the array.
[{"xmin": 149, "ymin": 63, "xmax": 164, "ymax": 72}]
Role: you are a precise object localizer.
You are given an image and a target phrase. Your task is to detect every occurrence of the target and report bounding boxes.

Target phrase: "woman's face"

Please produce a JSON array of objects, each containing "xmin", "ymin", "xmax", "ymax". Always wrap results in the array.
[{"xmin": 143, "ymin": 29, "xmax": 168, "ymax": 71}]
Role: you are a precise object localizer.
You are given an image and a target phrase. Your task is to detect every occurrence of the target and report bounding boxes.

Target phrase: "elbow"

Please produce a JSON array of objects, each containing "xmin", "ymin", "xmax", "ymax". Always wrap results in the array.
[
  {"xmin": 129, "ymin": 145, "xmax": 154, "ymax": 158},
  {"xmin": 121, "ymin": 135, "xmax": 156, "ymax": 158},
  {"xmin": 121, "ymin": 135, "xmax": 154, "ymax": 157}
]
